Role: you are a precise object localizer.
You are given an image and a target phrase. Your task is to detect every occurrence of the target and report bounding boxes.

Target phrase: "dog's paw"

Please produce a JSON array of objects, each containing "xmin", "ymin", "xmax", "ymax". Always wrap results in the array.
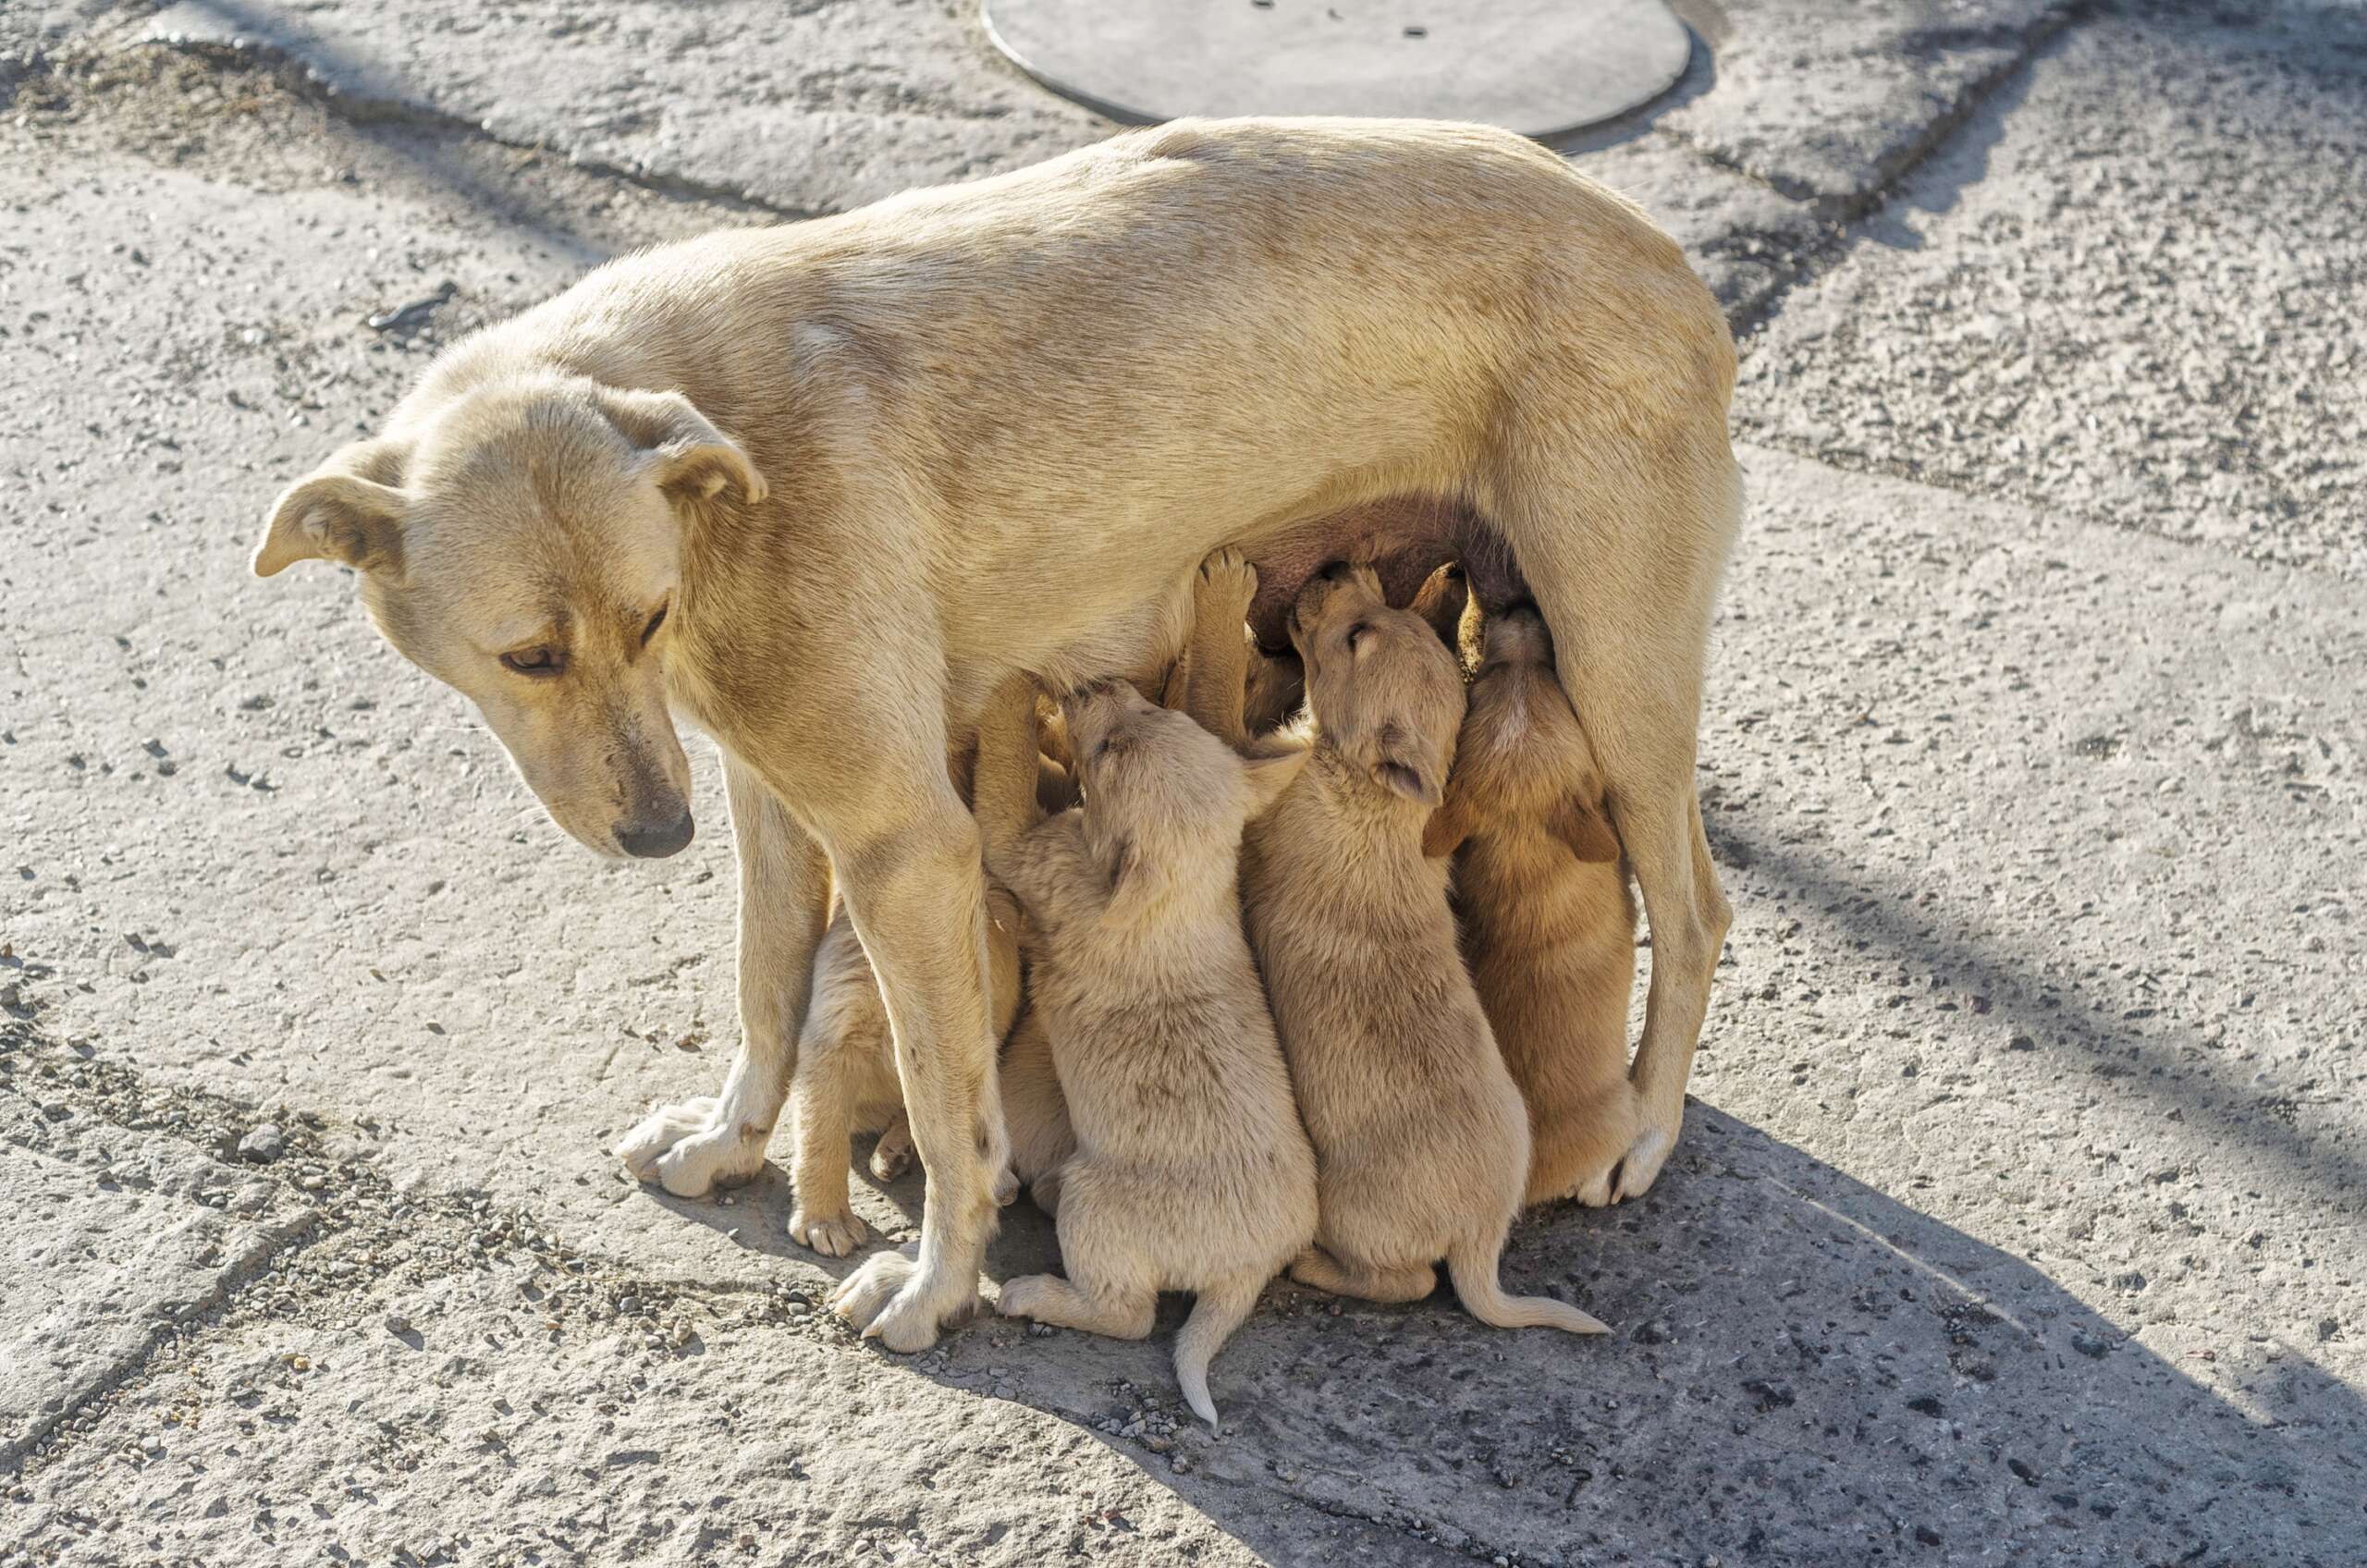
[
  {"xmin": 1607, "ymin": 1105, "xmax": 1683, "ymax": 1204},
  {"xmin": 868, "ymin": 1122, "xmax": 915, "ymax": 1182},
  {"xmin": 790, "ymin": 1205, "xmax": 872, "ymax": 1258},
  {"xmin": 613, "ymin": 1096, "xmax": 770, "ymax": 1198},
  {"xmin": 829, "ymin": 1251, "xmax": 979, "ymax": 1353},
  {"xmin": 998, "ymin": 1273, "xmax": 1054, "ymax": 1320},
  {"xmin": 1196, "ymin": 546, "xmax": 1259, "ymax": 621}
]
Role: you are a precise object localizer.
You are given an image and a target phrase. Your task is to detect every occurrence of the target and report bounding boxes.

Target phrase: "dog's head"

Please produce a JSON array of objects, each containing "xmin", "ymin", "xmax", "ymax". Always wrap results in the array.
[
  {"xmin": 251, "ymin": 377, "xmax": 765, "ymax": 860},
  {"xmin": 1287, "ymin": 563, "xmax": 1465, "ymax": 810},
  {"xmin": 1421, "ymin": 602, "xmax": 1619, "ymax": 864},
  {"xmin": 1056, "ymin": 678, "xmax": 1302, "ymax": 924}
]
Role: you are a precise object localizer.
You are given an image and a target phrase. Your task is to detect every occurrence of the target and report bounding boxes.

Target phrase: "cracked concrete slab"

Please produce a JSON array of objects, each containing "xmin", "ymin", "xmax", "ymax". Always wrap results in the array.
[
  {"xmin": 1736, "ymin": 4, "xmax": 2367, "ymax": 575},
  {"xmin": 0, "ymin": 1102, "xmax": 309, "ymax": 1465},
  {"xmin": 1660, "ymin": 0, "xmax": 2081, "ymax": 203}
]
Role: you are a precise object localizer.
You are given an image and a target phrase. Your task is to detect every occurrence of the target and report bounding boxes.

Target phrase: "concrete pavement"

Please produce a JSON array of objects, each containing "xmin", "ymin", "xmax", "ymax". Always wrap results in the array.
[{"xmin": 3, "ymin": 3, "xmax": 2361, "ymax": 1563}]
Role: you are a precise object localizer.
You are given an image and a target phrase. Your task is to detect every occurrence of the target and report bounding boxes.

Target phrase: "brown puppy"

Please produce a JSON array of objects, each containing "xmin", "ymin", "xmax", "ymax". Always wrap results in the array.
[
  {"xmin": 975, "ymin": 557, "xmax": 1316, "ymax": 1430},
  {"xmin": 1233, "ymin": 565, "xmax": 1606, "ymax": 1336},
  {"xmin": 786, "ymin": 890, "xmax": 1025, "ymax": 1256},
  {"xmin": 1425, "ymin": 604, "xmax": 1640, "ymax": 1207}
]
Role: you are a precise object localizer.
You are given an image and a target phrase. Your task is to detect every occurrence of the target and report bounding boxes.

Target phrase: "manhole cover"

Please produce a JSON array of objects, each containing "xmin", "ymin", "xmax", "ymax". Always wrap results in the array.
[{"xmin": 983, "ymin": 0, "xmax": 1692, "ymax": 139}]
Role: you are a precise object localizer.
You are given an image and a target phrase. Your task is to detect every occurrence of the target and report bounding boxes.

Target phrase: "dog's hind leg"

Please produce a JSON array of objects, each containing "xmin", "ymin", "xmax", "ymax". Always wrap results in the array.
[
  {"xmin": 1488, "ymin": 407, "xmax": 1742, "ymax": 1205},
  {"xmin": 616, "ymin": 756, "xmax": 830, "ymax": 1196}
]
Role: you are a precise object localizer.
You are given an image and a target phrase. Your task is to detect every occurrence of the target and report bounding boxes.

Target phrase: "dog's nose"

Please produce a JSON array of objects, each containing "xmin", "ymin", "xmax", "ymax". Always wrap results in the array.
[{"xmin": 615, "ymin": 808, "xmax": 695, "ymax": 859}]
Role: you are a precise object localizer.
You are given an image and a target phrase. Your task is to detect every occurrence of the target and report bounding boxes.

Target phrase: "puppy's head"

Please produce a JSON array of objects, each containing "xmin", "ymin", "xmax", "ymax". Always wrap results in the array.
[
  {"xmin": 251, "ymin": 376, "xmax": 765, "ymax": 860},
  {"xmin": 1057, "ymin": 678, "xmax": 1301, "ymax": 922},
  {"xmin": 1288, "ymin": 563, "xmax": 1464, "ymax": 810},
  {"xmin": 1422, "ymin": 603, "xmax": 1619, "ymax": 863}
]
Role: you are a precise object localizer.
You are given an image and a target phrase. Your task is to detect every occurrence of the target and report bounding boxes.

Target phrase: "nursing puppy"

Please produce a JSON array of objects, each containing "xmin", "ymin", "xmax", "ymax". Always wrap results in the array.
[
  {"xmin": 786, "ymin": 890, "xmax": 1025, "ymax": 1256},
  {"xmin": 1425, "ymin": 604, "xmax": 1641, "ymax": 1207},
  {"xmin": 1234, "ymin": 565, "xmax": 1605, "ymax": 1336},
  {"xmin": 975, "ymin": 558, "xmax": 1316, "ymax": 1430}
]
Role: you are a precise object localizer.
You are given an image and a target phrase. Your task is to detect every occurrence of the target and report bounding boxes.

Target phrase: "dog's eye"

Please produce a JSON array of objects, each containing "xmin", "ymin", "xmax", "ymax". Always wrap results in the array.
[
  {"xmin": 641, "ymin": 602, "xmax": 669, "ymax": 646},
  {"xmin": 500, "ymin": 646, "xmax": 563, "ymax": 677}
]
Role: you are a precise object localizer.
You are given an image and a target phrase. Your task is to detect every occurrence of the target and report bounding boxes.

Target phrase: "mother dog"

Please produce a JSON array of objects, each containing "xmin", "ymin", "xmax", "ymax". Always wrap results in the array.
[{"xmin": 251, "ymin": 117, "xmax": 1740, "ymax": 1352}]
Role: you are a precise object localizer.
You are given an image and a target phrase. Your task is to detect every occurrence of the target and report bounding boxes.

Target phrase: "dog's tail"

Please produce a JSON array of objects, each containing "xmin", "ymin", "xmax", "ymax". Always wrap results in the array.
[
  {"xmin": 1174, "ymin": 1274, "xmax": 1265, "ymax": 1434},
  {"xmin": 1446, "ymin": 1238, "xmax": 1609, "ymax": 1335}
]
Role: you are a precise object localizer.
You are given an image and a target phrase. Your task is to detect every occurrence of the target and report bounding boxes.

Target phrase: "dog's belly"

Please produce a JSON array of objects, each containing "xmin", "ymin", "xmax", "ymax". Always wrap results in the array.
[{"xmin": 1243, "ymin": 496, "xmax": 1524, "ymax": 648}]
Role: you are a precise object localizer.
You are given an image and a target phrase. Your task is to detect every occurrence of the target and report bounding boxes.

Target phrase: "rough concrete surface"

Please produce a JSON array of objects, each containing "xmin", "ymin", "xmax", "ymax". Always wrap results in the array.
[
  {"xmin": 4, "ymin": 2, "xmax": 2364, "ymax": 1564},
  {"xmin": 1738, "ymin": 2, "xmax": 2367, "ymax": 576}
]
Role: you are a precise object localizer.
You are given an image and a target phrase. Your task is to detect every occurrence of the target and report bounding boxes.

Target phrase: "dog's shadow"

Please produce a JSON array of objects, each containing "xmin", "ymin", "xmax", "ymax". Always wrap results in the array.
[{"xmin": 633, "ymin": 1111, "xmax": 2358, "ymax": 1566}]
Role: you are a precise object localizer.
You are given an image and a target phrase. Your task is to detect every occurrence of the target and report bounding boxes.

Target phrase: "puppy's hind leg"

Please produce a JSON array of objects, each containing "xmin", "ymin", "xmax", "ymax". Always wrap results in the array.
[
  {"xmin": 869, "ymin": 1111, "xmax": 915, "ymax": 1182},
  {"xmin": 617, "ymin": 759, "xmax": 830, "ymax": 1196},
  {"xmin": 998, "ymin": 1274, "xmax": 1157, "ymax": 1340},
  {"xmin": 1287, "ymin": 1246, "xmax": 1436, "ymax": 1304}
]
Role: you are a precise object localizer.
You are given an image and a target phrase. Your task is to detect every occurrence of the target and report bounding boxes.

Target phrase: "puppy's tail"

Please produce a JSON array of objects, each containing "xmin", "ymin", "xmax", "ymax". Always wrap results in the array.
[
  {"xmin": 1446, "ymin": 1239, "xmax": 1609, "ymax": 1336},
  {"xmin": 1174, "ymin": 1275, "xmax": 1265, "ymax": 1435}
]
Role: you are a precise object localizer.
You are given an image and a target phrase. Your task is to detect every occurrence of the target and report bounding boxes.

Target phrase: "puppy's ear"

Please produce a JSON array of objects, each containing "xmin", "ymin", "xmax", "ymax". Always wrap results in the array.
[
  {"xmin": 1372, "ymin": 722, "xmax": 1443, "ymax": 808},
  {"xmin": 1099, "ymin": 834, "xmax": 1159, "ymax": 925},
  {"xmin": 1407, "ymin": 565, "xmax": 1469, "ymax": 655},
  {"xmin": 1549, "ymin": 796, "xmax": 1622, "ymax": 864},
  {"xmin": 1240, "ymin": 748, "xmax": 1308, "ymax": 820},
  {"xmin": 253, "ymin": 439, "xmax": 413, "ymax": 578},
  {"xmin": 1421, "ymin": 784, "xmax": 1476, "ymax": 860},
  {"xmin": 595, "ymin": 387, "xmax": 767, "ymax": 505}
]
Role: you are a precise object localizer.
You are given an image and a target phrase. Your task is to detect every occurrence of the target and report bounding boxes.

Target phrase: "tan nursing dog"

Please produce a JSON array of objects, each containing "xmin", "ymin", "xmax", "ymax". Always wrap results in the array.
[
  {"xmin": 251, "ymin": 117, "xmax": 1740, "ymax": 1352},
  {"xmin": 975, "ymin": 560, "xmax": 1317, "ymax": 1430},
  {"xmin": 1234, "ymin": 566, "xmax": 1605, "ymax": 1336},
  {"xmin": 1426, "ymin": 603, "xmax": 1642, "ymax": 1207},
  {"xmin": 786, "ymin": 890, "xmax": 1025, "ymax": 1256}
]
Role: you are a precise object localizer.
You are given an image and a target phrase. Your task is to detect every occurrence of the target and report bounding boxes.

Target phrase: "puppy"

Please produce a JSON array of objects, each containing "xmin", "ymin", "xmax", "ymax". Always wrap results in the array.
[
  {"xmin": 997, "ymin": 1002, "xmax": 1075, "ymax": 1216},
  {"xmin": 788, "ymin": 889, "xmax": 1024, "ymax": 1256},
  {"xmin": 1424, "ymin": 604, "xmax": 1640, "ymax": 1207},
  {"xmin": 975, "ymin": 556, "xmax": 1316, "ymax": 1431},
  {"xmin": 1233, "ymin": 565, "xmax": 1606, "ymax": 1336}
]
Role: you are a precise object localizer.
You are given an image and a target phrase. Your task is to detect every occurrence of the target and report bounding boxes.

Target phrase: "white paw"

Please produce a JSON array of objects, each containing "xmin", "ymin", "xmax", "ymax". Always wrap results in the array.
[
  {"xmin": 1197, "ymin": 546, "xmax": 1258, "ymax": 619},
  {"xmin": 790, "ymin": 1206, "xmax": 872, "ymax": 1258},
  {"xmin": 828, "ymin": 1251, "xmax": 978, "ymax": 1353},
  {"xmin": 868, "ymin": 1126, "xmax": 915, "ymax": 1182},
  {"xmin": 613, "ymin": 1096, "xmax": 769, "ymax": 1198},
  {"xmin": 1610, "ymin": 1109, "xmax": 1682, "ymax": 1204},
  {"xmin": 998, "ymin": 1273, "xmax": 1054, "ymax": 1320}
]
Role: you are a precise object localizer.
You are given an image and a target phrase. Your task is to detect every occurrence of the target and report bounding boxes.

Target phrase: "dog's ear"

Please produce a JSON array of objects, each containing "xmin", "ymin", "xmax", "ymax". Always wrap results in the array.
[
  {"xmin": 253, "ymin": 438, "xmax": 413, "ymax": 578},
  {"xmin": 1240, "ymin": 747, "xmax": 1307, "ymax": 820},
  {"xmin": 1421, "ymin": 781, "xmax": 1476, "ymax": 860},
  {"xmin": 1372, "ymin": 722, "xmax": 1443, "ymax": 808},
  {"xmin": 1407, "ymin": 565, "xmax": 1469, "ymax": 655},
  {"xmin": 595, "ymin": 387, "xmax": 767, "ymax": 506},
  {"xmin": 1549, "ymin": 795, "xmax": 1622, "ymax": 864}
]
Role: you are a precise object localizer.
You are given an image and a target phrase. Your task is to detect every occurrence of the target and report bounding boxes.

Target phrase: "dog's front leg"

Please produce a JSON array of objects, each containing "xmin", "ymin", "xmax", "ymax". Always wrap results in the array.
[
  {"xmin": 825, "ymin": 806, "xmax": 1005, "ymax": 1352},
  {"xmin": 615, "ymin": 754, "xmax": 831, "ymax": 1195}
]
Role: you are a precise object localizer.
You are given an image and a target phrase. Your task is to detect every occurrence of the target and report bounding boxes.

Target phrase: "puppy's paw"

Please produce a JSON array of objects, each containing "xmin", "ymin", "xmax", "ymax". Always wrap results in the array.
[
  {"xmin": 829, "ymin": 1251, "xmax": 979, "ymax": 1353},
  {"xmin": 868, "ymin": 1121, "xmax": 916, "ymax": 1182},
  {"xmin": 998, "ymin": 1273, "xmax": 1055, "ymax": 1320},
  {"xmin": 1196, "ymin": 546, "xmax": 1259, "ymax": 621},
  {"xmin": 790, "ymin": 1205, "xmax": 872, "ymax": 1258},
  {"xmin": 613, "ymin": 1096, "xmax": 769, "ymax": 1198}
]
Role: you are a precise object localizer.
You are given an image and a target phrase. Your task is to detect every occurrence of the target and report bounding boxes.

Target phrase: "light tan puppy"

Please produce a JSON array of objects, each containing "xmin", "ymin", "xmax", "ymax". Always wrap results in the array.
[
  {"xmin": 996, "ymin": 1003, "xmax": 1075, "ymax": 1216},
  {"xmin": 975, "ymin": 559, "xmax": 1317, "ymax": 1430},
  {"xmin": 1425, "ymin": 603, "xmax": 1641, "ymax": 1208},
  {"xmin": 786, "ymin": 889, "xmax": 1025, "ymax": 1256},
  {"xmin": 252, "ymin": 118, "xmax": 1740, "ymax": 1351},
  {"xmin": 1233, "ymin": 565, "xmax": 1606, "ymax": 1336}
]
